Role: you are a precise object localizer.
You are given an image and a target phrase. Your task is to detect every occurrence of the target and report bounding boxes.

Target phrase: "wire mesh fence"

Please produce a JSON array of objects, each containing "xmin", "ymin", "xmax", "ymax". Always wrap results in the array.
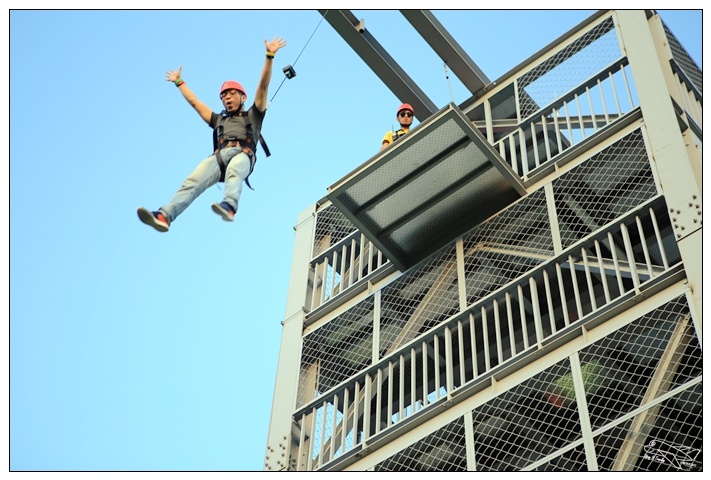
[{"xmin": 374, "ymin": 417, "xmax": 468, "ymax": 471}]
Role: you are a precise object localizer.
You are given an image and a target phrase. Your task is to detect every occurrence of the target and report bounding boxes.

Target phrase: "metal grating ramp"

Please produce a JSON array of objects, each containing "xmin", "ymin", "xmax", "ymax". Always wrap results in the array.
[{"xmin": 327, "ymin": 103, "xmax": 527, "ymax": 271}]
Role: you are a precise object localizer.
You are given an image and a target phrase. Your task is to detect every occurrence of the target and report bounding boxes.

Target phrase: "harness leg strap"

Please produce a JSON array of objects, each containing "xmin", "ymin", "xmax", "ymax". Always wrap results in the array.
[
  {"xmin": 215, "ymin": 147, "xmax": 256, "ymax": 189},
  {"xmin": 215, "ymin": 149, "xmax": 227, "ymax": 182}
]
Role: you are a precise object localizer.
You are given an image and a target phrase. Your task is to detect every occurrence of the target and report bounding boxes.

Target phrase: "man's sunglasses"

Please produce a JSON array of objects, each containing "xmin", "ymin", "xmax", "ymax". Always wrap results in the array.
[
  {"xmin": 220, "ymin": 89, "xmax": 240, "ymax": 99},
  {"xmin": 398, "ymin": 111, "xmax": 413, "ymax": 118}
]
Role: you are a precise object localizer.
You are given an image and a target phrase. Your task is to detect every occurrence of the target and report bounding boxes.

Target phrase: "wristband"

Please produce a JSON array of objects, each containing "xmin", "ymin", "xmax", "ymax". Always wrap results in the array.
[
  {"xmin": 174, "ymin": 78, "xmax": 184, "ymax": 86},
  {"xmin": 266, "ymin": 51, "xmax": 275, "ymax": 58}
]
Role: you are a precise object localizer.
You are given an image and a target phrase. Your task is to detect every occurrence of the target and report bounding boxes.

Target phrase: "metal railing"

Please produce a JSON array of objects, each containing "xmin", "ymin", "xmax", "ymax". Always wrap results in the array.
[
  {"xmin": 494, "ymin": 59, "xmax": 637, "ymax": 178},
  {"xmin": 309, "ymin": 202, "xmax": 390, "ymax": 312}
]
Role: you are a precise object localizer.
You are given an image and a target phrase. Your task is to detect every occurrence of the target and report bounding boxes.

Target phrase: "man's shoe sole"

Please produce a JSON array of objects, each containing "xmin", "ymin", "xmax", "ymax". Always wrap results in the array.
[
  {"xmin": 137, "ymin": 207, "xmax": 169, "ymax": 232},
  {"xmin": 212, "ymin": 203, "xmax": 235, "ymax": 222}
]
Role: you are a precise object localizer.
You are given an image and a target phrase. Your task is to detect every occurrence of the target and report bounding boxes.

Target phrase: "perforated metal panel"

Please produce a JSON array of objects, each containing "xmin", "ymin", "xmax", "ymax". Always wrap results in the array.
[{"xmin": 327, "ymin": 103, "xmax": 527, "ymax": 271}]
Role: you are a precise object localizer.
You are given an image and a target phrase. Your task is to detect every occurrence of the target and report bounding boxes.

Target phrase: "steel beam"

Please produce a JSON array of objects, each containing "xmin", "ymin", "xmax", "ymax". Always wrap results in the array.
[
  {"xmin": 319, "ymin": 9, "xmax": 438, "ymax": 121},
  {"xmin": 400, "ymin": 10, "xmax": 490, "ymax": 96}
]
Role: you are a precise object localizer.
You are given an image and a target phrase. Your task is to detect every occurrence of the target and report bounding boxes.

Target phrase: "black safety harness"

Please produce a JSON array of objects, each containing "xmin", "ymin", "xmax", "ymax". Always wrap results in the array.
[
  {"xmin": 391, "ymin": 128, "xmax": 409, "ymax": 143},
  {"xmin": 212, "ymin": 110, "xmax": 270, "ymax": 190}
]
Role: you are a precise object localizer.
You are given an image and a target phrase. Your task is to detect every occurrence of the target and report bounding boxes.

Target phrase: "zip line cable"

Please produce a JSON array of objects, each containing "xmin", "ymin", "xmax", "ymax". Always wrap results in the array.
[
  {"xmin": 268, "ymin": 10, "xmax": 329, "ymax": 106},
  {"xmin": 444, "ymin": 62, "xmax": 456, "ymax": 104},
  {"xmin": 218, "ymin": 12, "xmax": 329, "ymax": 191}
]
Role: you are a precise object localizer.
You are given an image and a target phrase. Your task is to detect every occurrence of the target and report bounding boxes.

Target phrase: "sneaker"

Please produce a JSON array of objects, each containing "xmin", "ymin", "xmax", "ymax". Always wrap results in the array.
[
  {"xmin": 211, "ymin": 201, "xmax": 235, "ymax": 222},
  {"xmin": 137, "ymin": 207, "xmax": 170, "ymax": 232}
]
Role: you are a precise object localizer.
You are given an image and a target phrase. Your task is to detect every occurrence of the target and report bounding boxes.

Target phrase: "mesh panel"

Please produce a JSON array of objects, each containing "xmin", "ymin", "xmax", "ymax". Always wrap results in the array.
[
  {"xmin": 464, "ymin": 295, "xmax": 700, "ymax": 472},
  {"xmin": 589, "ymin": 296, "xmax": 702, "ymax": 471},
  {"xmin": 578, "ymin": 296, "xmax": 695, "ymax": 432},
  {"xmin": 375, "ymin": 417, "xmax": 467, "ymax": 471},
  {"xmin": 298, "ymin": 298, "xmax": 375, "ymax": 406},
  {"xmin": 532, "ymin": 444, "xmax": 589, "ymax": 471},
  {"xmin": 518, "ymin": 17, "xmax": 620, "ymax": 119},
  {"xmin": 379, "ymin": 244, "xmax": 460, "ymax": 356},
  {"xmin": 663, "ymin": 21, "xmax": 702, "ymax": 94},
  {"xmin": 594, "ymin": 382, "xmax": 702, "ymax": 472},
  {"xmin": 632, "ymin": 383, "xmax": 702, "ymax": 471},
  {"xmin": 553, "ymin": 129, "xmax": 657, "ymax": 249},
  {"xmin": 462, "ymin": 189, "xmax": 553, "ymax": 306},
  {"xmin": 470, "ymin": 358, "xmax": 581, "ymax": 471},
  {"xmin": 313, "ymin": 203, "xmax": 357, "ymax": 258}
]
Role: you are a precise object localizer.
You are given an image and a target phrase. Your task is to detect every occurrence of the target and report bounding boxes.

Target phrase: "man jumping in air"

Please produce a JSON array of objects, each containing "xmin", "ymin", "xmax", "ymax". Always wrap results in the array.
[{"xmin": 138, "ymin": 36, "xmax": 287, "ymax": 232}]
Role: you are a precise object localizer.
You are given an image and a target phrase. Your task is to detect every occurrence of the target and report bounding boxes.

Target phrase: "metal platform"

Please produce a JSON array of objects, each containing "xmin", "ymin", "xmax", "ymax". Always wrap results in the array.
[{"xmin": 327, "ymin": 103, "xmax": 527, "ymax": 271}]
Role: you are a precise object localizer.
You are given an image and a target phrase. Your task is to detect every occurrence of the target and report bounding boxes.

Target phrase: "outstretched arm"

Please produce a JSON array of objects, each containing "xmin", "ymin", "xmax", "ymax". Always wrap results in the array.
[
  {"xmin": 254, "ymin": 36, "xmax": 287, "ymax": 112},
  {"xmin": 166, "ymin": 66, "xmax": 212, "ymax": 124}
]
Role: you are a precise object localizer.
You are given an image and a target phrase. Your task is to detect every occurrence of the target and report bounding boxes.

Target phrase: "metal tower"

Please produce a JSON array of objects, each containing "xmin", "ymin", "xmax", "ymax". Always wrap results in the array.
[{"xmin": 265, "ymin": 10, "xmax": 702, "ymax": 471}]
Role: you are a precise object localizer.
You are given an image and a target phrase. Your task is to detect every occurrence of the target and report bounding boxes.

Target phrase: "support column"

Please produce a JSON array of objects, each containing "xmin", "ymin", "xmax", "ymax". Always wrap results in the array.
[
  {"xmin": 264, "ymin": 204, "xmax": 316, "ymax": 471},
  {"xmin": 614, "ymin": 10, "xmax": 702, "ymax": 322}
]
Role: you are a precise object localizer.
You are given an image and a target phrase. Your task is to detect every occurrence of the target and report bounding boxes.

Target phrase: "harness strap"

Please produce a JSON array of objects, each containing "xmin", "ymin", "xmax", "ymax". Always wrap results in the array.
[
  {"xmin": 214, "ymin": 140, "xmax": 256, "ymax": 190},
  {"xmin": 212, "ymin": 111, "xmax": 266, "ymax": 190},
  {"xmin": 259, "ymin": 135, "xmax": 271, "ymax": 157},
  {"xmin": 215, "ymin": 148, "xmax": 227, "ymax": 182}
]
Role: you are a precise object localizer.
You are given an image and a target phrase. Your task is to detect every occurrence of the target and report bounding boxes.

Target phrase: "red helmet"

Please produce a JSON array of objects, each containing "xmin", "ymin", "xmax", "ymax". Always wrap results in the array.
[
  {"xmin": 397, "ymin": 103, "xmax": 414, "ymax": 115},
  {"xmin": 220, "ymin": 80, "xmax": 246, "ymax": 98}
]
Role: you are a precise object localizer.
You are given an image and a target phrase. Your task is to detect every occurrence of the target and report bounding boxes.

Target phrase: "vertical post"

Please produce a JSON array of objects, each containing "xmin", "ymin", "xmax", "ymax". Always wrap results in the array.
[
  {"xmin": 464, "ymin": 410, "xmax": 478, "ymax": 471},
  {"xmin": 456, "ymin": 239, "xmax": 467, "ymax": 312},
  {"xmin": 614, "ymin": 10, "xmax": 702, "ymax": 321},
  {"xmin": 569, "ymin": 353, "xmax": 599, "ymax": 471},
  {"xmin": 373, "ymin": 290, "xmax": 381, "ymax": 363},
  {"xmin": 264, "ymin": 204, "xmax": 316, "ymax": 471}
]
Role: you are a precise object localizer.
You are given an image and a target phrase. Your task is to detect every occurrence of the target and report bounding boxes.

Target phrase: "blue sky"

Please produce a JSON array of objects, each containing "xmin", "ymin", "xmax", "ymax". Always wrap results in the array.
[{"xmin": 7, "ymin": 7, "xmax": 702, "ymax": 474}]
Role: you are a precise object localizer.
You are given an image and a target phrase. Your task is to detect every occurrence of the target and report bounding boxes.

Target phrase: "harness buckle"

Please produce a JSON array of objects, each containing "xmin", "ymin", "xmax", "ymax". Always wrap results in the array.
[{"xmin": 217, "ymin": 139, "xmax": 241, "ymax": 150}]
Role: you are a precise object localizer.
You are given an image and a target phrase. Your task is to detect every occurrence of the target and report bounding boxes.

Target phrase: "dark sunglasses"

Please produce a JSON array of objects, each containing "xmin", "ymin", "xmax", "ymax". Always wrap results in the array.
[{"xmin": 398, "ymin": 111, "xmax": 413, "ymax": 118}]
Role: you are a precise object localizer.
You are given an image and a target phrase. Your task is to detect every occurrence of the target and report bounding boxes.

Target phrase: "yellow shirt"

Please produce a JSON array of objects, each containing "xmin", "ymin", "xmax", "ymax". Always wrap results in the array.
[{"xmin": 381, "ymin": 128, "xmax": 410, "ymax": 146}]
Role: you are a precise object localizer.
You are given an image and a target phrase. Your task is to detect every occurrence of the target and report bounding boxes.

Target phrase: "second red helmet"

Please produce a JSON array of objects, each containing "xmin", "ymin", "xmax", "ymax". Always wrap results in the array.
[{"xmin": 397, "ymin": 103, "xmax": 414, "ymax": 115}]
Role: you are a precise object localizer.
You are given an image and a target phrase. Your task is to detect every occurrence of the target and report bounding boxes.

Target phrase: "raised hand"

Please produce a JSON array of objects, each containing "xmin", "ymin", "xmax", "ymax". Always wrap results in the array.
[
  {"xmin": 166, "ymin": 66, "xmax": 183, "ymax": 83},
  {"xmin": 264, "ymin": 36, "xmax": 286, "ymax": 54}
]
